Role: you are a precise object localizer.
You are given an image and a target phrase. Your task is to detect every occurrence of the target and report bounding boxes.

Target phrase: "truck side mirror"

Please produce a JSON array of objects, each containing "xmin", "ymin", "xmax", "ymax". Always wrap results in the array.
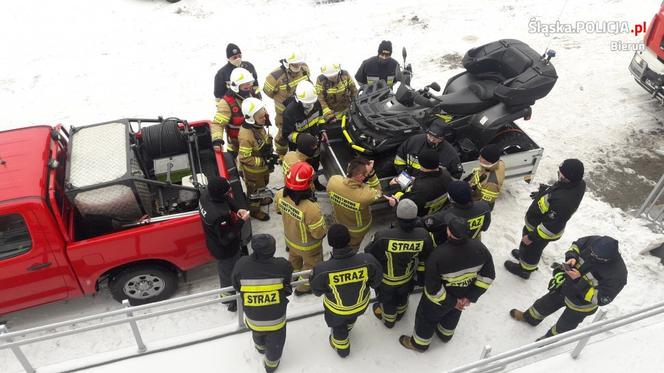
[
  {"xmin": 429, "ymin": 82, "xmax": 441, "ymax": 92},
  {"xmin": 402, "ymin": 47, "xmax": 408, "ymax": 61}
]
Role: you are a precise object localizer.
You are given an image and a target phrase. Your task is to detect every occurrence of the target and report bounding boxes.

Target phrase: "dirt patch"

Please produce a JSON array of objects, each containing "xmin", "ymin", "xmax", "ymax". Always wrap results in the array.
[
  {"xmin": 433, "ymin": 52, "xmax": 464, "ymax": 70},
  {"xmin": 394, "ymin": 14, "xmax": 428, "ymax": 30},
  {"xmin": 587, "ymin": 125, "xmax": 664, "ymax": 211}
]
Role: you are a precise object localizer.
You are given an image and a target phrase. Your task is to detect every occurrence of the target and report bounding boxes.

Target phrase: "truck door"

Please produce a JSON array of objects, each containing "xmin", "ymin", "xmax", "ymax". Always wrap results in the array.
[{"xmin": 0, "ymin": 208, "xmax": 69, "ymax": 315}]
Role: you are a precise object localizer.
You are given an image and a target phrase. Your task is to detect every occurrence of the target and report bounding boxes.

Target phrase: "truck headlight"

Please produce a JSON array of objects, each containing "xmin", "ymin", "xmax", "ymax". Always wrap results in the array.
[{"xmin": 633, "ymin": 53, "xmax": 645, "ymax": 67}]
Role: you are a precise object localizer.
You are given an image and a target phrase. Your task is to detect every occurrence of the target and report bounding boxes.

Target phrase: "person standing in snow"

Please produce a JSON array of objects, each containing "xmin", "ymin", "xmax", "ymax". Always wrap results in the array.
[
  {"xmin": 214, "ymin": 43, "xmax": 259, "ymax": 100},
  {"xmin": 310, "ymin": 224, "xmax": 383, "ymax": 358},
  {"xmin": 355, "ymin": 40, "xmax": 400, "ymax": 88},
  {"xmin": 505, "ymin": 159, "xmax": 586, "ymax": 279},
  {"xmin": 510, "ymin": 236, "xmax": 627, "ymax": 340},
  {"xmin": 232, "ymin": 234, "xmax": 293, "ymax": 373},
  {"xmin": 316, "ymin": 63, "xmax": 358, "ymax": 123},
  {"xmin": 466, "ymin": 144, "xmax": 505, "ymax": 210},
  {"xmin": 400, "ymin": 217, "xmax": 495, "ymax": 352}
]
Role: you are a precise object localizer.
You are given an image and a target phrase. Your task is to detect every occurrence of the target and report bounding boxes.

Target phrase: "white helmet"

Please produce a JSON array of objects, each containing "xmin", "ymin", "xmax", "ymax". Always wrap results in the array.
[
  {"xmin": 295, "ymin": 81, "xmax": 318, "ymax": 104},
  {"xmin": 285, "ymin": 52, "xmax": 305, "ymax": 65},
  {"xmin": 241, "ymin": 97, "xmax": 266, "ymax": 125},
  {"xmin": 320, "ymin": 63, "xmax": 341, "ymax": 78},
  {"xmin": 229, "ymin": 67, "xmax": 254, "ymax": 93}
]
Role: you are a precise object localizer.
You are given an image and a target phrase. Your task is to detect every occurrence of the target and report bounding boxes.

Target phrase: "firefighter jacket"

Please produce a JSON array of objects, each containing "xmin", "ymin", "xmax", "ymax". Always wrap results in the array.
[
  {"xmin": 231, "ymin": 245, "xmax": 293, "ymax": 332},
  {"xmin": 315, "ymin": 70, "xmax": 358, "ymax": 116},
  {"xmin": 326, "ymin": 174, "xmax": 382, "ymax": 236},
  {"xmin": 214, "ymin": 61, "xmax": 260, "ymax": 99},
  {"xmin": 394, "ymin": 134, "xmax": 463, "ymax": 179},
  {"xmin": 282, "ymin": 100, "xmax": 326, "ymax": 146},
  {"xmin": 354, "ymin": 56, "xmax": 400, "ymax": 88},
  {"xmin": 198, "ymin": 189, "xmax": 243, "ymax": 260},
  {"xmin": 395, "ymin": 168, "xmax": 452, "ymax": 216},
  {"xmin": 365, "ymin": 224, "xmax": 434, "ymax": 286},
  {"xmin": 263, "ymin": 63, "xmax": 311, "ymax": 114},
  {"xmin": 310, "ymin": 247, "xmax": 383, "ymax": 316},
  {"xmin": 558, "ymin": 236, "xmax": 627, "ymax": 313},
  {"xmin": 238, "ymin": 123, "xmax": 273, "ymax": 175},
  {"xmin": 424, "ymin": 238, "xmax": 495, "ymax": 306},
  {"xmin": 426, "ymin": 200, "xmax": 492, "ymax": 242},
  {"xmin": 468, "ymin": 161, "xmax": 505, "ymax": 208},
  {"xmin": 212, "ymin": 91, "xmax": 259, "ymax": 148},
  {"xmin": 274, "ymin": 190, "xmax": 327, "ymax": 252},
  {"xmin": 525, "ymin": 180, "xmax": 586, "ymax": 242},
  {"xmin": 281, "ymin": 150, "xmax": 309, "ymax": 178}
]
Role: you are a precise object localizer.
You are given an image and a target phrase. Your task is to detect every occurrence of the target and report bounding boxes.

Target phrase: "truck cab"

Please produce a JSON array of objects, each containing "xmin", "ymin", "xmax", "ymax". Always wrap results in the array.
[{"xmin": 629, "ymin": 3, "xmax": 664, "ymax": 101}]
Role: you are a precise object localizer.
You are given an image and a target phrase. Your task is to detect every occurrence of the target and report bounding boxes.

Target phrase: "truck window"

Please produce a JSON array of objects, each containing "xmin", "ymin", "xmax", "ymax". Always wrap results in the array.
[{"xmin": 0, "ymin": 214, "xmax": 32, "ymax": 260}]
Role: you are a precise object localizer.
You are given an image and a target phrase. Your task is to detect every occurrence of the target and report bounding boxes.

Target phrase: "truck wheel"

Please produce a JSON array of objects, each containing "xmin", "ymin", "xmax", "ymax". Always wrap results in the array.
[{"xmin": 109, "ymin": 265, "xmax": 178, "ymax": 305}]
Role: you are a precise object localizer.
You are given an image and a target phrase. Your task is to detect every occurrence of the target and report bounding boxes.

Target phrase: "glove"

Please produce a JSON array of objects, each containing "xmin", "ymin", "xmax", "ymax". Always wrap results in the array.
[
  {"xmin": 213, "ymin": 139, "xmax": 225, "ymax": 147},
  {"xmin": 530, "ymin": 183, "xmax": 550, "ymax": 199},
  {"xmin": 547, "ymin": 264, "xmax": 566, "ymax": 291}
]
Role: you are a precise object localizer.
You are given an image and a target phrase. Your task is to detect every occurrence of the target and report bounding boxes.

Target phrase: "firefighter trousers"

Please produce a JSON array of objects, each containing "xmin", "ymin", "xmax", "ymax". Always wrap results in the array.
[
  {"xmin": 288, "ymin": 247, "xmax": 322, "ymax": 292},
  {"xmin": 216, "ymin": 249, "xmax": 240, "ymax": 307},
  {"xmin": 252, "ymin": 326, "xmax": 286, "ymax": 370},
  {"xmin": 274, "ymin": 113, "xmax": 288, "ymax": 157},
  {"xmin": 522, "ymin": 289, "xmax": 597, "ymax": 338},
  {"xmin": 376, "ymin": 282, "xmax": 413, "ymax": 325},
  {"xmin": 518, "ymin": 226, "xmax": 551, "ymax": 272},
  {"xmin": 243, "ymin": 171, "xmax": 270, "ymax": 213},
  {"xmin": 412, "ymin": 296, "xmax": 463, "ymax": 350},
  {"xmin": 324, "ymin": 309, "xmax": 360, "ymax": 357}
]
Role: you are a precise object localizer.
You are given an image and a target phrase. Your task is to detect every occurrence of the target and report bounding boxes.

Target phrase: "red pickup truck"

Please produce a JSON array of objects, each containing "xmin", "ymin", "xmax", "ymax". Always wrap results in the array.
[
  {"xmin": 0, "ymin": 118, "xmax": 250, "ymax": 315},
  {"xmin": 629, "ymin": 2, "xmax": 664, "ymax": 100}
]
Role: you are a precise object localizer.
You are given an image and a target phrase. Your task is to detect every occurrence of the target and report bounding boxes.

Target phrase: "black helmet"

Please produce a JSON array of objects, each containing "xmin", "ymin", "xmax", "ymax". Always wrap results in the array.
[{"xmin": 426, "ymin": 119, "xmax": 446, "ymax": 139}]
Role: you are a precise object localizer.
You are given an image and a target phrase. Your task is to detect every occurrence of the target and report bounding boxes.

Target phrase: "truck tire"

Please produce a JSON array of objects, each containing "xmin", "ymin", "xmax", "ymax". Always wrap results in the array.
[{"xmin": 109, "ymin": 264, "xmax": 178, "ymax": 305}]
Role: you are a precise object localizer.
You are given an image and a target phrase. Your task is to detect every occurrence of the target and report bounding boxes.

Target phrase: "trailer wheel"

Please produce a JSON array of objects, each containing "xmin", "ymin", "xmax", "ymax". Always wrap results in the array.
[{"xmin": 109, "ymin": 264, "xmax": 178, "ymax": 305}]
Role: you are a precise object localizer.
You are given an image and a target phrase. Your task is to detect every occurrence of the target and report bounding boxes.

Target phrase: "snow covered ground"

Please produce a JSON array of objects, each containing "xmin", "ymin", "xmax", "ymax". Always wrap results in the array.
[{"xmin": 2, "ymin": 0, "xmax": 664, "ymax": 372}]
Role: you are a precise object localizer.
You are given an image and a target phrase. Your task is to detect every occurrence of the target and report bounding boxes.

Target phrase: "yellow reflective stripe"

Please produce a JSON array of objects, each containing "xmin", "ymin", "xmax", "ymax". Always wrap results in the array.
[
  {"xmin": 275, "ymin": 102, "xmax": 286, "ymax": 112},
  {"xmin": 519, "ymin": 259, "xmax": 538, "ymax": 271},
  {"xmin": 413, "ymin": 333, "xmax": 433, "ymax": 346},
  {"xmin": 474, "ymin": 277, "xmax": 492, "ymax": 289},
  {"xmin": 330, "ymin": 335, "xmax": 350, "ymax": 349},
  {"xmin": 254, "ymin": 157, "xmax": 263, "ymax": 166},
  {"xmin": 322, "ymin": 107, "xmax": 332, "ymax": 115},
  {"xmin": 346, "ymin": 218, "xmax": 372, "ymax": 233},
  {"xmin": 393, "ymin": 157, "xmax": 407, "ymax": 166},
  {"xmin": 425, "ymin": 287, "xmax": 447, "ymax": 304},
  {"xmin": 243, "ymin": 166, "xmax": 269, "ymax": 174},
  {"xmin": 240, "ymin": 283, "xmax": 284, "ymax": 292},
  {"xmin": 308, "ymin": 216, "xmax": 325, "ymax": 230},
  {"xmin": 537, "ymin": 195, "xmax": 550, "ymax": 213},
  {"xmin": 264, "ymin": 357, "xmax": 280, "ymax": 368},
  {"xmin": 263, "ymin": 81, "xmax": 275, "ymax": 91},
  {"xmin": 564, "ymin": 297, "xmax": 598, "ymax": 313},
  {"xmin": 393, "ymin": 191, "xmax": 404, "ymax": 199},
  {"xmin": 214, "ymin": 113, "xmax": 230, "ymax": 123},
  {"xmin": 239, "ymin": 146, "xmax": 253, "ymax": 154},
  {"xmin": 528, "ymin": 306, "xmax": 544, "ymax": 320},
  {"xmin": 584, "ymin": 287, "xmax": 596, "ymax": 302},
  {"xmin": 285, "ymin": 236, "xmax": 322, "ymax": 251},
  {"xmin": 569, "ymin": 244, "xmax": 581, "ymax": 254},
  {"xmin": 537, "ymin": 224, "xmax": 563, "ymax": 240},
  {"xmin": 323, "ymin": 296, "xmax": 370, "ymax": 315},
  {"xmin": 245, "ymin": 318, "xmax": 286, "ymax": 332},
  {"xmin": 524, "ymin": 219, "xmax": 535, "ymax": 232},
  {"xmin": 425, "ymin": 194, "xmax": 448, "ymax": 215},
  {"xmin": 437, "ymin": 324, "xmax": 455, "ymax": 337}
]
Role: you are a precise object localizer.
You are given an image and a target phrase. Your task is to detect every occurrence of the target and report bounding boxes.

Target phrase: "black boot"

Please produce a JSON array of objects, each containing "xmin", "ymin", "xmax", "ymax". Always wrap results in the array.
[
  {"xmin": 511, "ymin": 249, "xmax": 520, "ymax": 260},
  {"xmin": 504, "ymin": 260, "xmax": 531, "ymax": 279},
  {"xmin": 313, "ymin": 178, "xmax": 326, "ymax": 192}
]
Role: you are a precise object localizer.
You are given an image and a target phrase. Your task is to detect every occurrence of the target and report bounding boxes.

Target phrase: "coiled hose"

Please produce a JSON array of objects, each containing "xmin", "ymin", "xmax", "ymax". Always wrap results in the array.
[{"xmin": 142, "ymin": 118, "xmax": 187, "ymax": 158}]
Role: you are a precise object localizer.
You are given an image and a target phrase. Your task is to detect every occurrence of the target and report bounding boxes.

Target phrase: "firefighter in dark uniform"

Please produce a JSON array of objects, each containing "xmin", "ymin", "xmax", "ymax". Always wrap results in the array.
[
  {"xmin": 394, "ymin": 119, "xmax": 463, "ymax": 179},
  {"xmin": 355, "ymin": 40, "xmax": 400, "ymax": 88},
  {"xmin": 232, "ymin": 234, "xmax": 293, "ymax": 373},
  {"xmin": 505, "ymin": 159, "xmax": 586, "ymax": 279},
  {"xmin": 391, "ymin": 149, "xmax": 453, "ymax": 217},
  {"xmin": 365, "ymin": 199, "xmax": 434, "ymax": 328},
  {"xmin": 510, "ymin": 236, "xmax": 627, "ymax": 340},
  {"xmin": 213, "ymin": 43, "xmax": 259, "ymax": 100},
  {"xmin": 282, "ymin": 81, "xmax": 328, "ymax": 190},
  {"xmin": 424, "ymin": 181, "xmax": 491, "ymax": 245},
  {"xmin": 400, "ymin": 217, "xmax": 495, "ymax": 352},
  {"xmin": 198, "ymin": 176, "xmax": 250, "ymax": 312},
  {"xmin": 310, "ymin": 224, "xmax": 383, "ymax": 358}
]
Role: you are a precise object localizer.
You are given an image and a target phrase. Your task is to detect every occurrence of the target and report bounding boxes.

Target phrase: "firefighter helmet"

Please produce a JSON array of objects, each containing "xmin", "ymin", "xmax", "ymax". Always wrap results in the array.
[
  {"xmin": 320, "ymin": 63, "xmax": 341, "ymax": 78},
  {"xmin": 285, "ymin": 161, "xmax": 314, "ymax": 191},
  {"xmin": 229, "ymin": 67, "xmax": 254, "ymax": 93},
  {"xmin": 241, "ymin": 97, "xmax": 266, "ymax": 125},
  {"xmin": 295, "ymin": 81, "xmax": 318, "ymax": 104}
]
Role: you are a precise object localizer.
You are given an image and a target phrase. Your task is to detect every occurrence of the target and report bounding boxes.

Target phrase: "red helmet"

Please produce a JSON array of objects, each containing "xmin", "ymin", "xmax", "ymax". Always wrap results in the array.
[{"xmin": 285, "ymin": 161, "xmax": 314, "ymax": 191}]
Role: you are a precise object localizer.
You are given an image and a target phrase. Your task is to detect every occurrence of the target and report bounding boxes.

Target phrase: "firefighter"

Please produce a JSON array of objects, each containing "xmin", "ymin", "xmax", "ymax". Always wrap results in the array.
[
  {"xmin": 390, "ymin": 149, "xmax": 453, "ymax": 217},
  {"xmin": 365, "ymin": 199, "xmax": 434, "ymax": 328},
  {"xmin": 466, "ymin": 144, "xmax": 505, "ymax": 210},
  {"xmin": 238, "ymin": 97, "xmax": 278, "ymax": 221},
  {"xmin": 355, "ymin": 40, "xmax": 400, "ymax": 88},
  {"xmin": 505, "ymin": 159, "xmax": 586, "ymax": 279},
  {"xmin": 282, "ymin": 133, "xmax": 325, "ymax": 192},
  {"xmin": 316, "ymin": 63, "xmax": 358, "ymax": 122},
  {"xmin": 212, "ymin": 67, "xmax": 260, "ymax": 157},
  {"xmin": 310, "ymin": 224, "xmax": 383, "ymax": 358},
  {"xmin": 400, "ymin": 217, "xmax": 495, "ymax": 352},
  {"xmin": 282, "ymin": 81, "xmax": 328, "ymax": 190},
  {"xmin": 198, "ymin": 176, "xmax": 250, "ymax": 312},
  {"xmin": 510, "ymin": 236, "xmax": 627, "ymax": 340},
  {"xmin": 213, "ymin": 43, "xmax": 259, "ymax": 100},
  {"xmin": 275, "ymin": 161, "xmax": 327, "ymax": 296},
  {"xmin": 263, "ymin": 52, "xmax": 311, "ymax": 158},
  {"xmin": 326, "ymin": 157, "xmax": 396, "ymax": 251},
  {"xmin": 231, "ymin": 234, "xmax": 293, "ymax": 372},
  {"xmin": 394, "ymin": 119, "xmax": 463, "ymax": 179},
  {"xmin": 424, "ymin": 181, "xmax": 491, "ymax": 245}
]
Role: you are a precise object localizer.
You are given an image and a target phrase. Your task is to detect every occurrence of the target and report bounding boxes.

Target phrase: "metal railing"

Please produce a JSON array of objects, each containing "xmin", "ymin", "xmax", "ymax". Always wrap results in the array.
[
  {"xmin": 637, "ymin": 172, "xmax": 664, "ymax": 223},
  {"xmin": 0, "ymin": 270, "xmax": 314, "ymax": 373},
  {"xmin": 446, "ymin": 300, "xmax": 664, "ymax": 373}
]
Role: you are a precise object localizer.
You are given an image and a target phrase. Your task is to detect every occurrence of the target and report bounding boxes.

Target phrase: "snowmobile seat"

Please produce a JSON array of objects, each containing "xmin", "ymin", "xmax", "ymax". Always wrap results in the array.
[{"xmin": 438, "ymin": 73, "xmax": 499, "ymax": 115}]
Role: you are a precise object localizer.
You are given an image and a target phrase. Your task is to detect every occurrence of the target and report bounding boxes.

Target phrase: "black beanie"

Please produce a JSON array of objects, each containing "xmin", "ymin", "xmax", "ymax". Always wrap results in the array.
[
  {"xmin": 589, "ymin": 236, "xmax": 619, "ymax": 262},
  {"xmin": 418, "ymin": 149, "xmax": 439, "ymax": 170},
  {"xmin": 448, "ymin": 181, "xmax": 472, "ymax": 205},
  {"xmin": 207, "ymin": 176, "xmax": 231, "ymax": 200},
  {"xmin": 378, "ymin": 40, "xmax": 392, "ymax": 55},
  {"xmin": 226, "ymin": 43, "xmax": 241, "ymax": 58},
  {"xmin": 328, "ymin": 224, "xmax": 351, "ymax": 248},
  {"xmin": 447, "ymin": 216, "xmax": 470, "ymax": 240},
  {"xmin": 559, "ymin": 159, "xmax": 584, "ymax": 182},
  {"xmin": 296, "ymin": 133, "xmax": 318, "ymax": 158},
  {"xmin": 251, "ymin": 234, "xmax": 276, "ymax": 258},
  {"xmin": 480, "ymin": 144, "xmax": 501, "ymax": 164}
]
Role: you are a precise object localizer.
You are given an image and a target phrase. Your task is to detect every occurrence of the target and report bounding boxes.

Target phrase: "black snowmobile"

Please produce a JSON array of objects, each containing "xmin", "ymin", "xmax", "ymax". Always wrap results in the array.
[{"xmin": 321, "ymin": 39, "xmax": 557, "ymax": 181}]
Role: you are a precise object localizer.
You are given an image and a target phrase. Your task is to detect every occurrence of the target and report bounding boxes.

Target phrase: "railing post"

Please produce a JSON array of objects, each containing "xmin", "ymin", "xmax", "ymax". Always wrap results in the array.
[
  {"xmin": 479, "ymin": 345, "xmax": 492, "ymax": 359},
  {"xmin": 637, "ymin": 173, "xmax": 664, "ymax": 217},
  {"xmin": 122, "ymin": 300, "xmax": 147, "ymax": 353},
  {"xmin": 236, "ymin": 294, "xmax": 245, "ymax": 329},
  {"xmin": 0, "ymin": 325, "xmax": 35, "ymax": 373},
  {"xmin": 570, "ymin": 308, "xmax": 607, "ymax": 359}
]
